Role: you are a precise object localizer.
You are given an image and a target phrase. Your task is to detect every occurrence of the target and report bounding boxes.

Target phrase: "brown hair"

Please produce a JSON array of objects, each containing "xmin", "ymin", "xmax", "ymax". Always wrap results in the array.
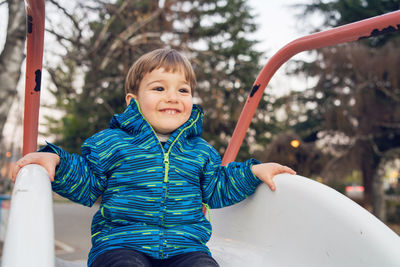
[{"xmin": 124, "ymin": 48, "xmax": 196, "ymax": 95}]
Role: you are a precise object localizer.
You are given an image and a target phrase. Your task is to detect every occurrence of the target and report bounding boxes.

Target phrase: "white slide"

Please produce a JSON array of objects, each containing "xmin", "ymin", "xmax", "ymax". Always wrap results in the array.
[
  {"xmin": 209, "ymin": 174, "xmax": 400, "ymax": 267},
  {"xmin": 2, "ymin": 167, "xmax": 400, "ymax": 267},
  {"xmin": 1, "ymin": 165, "xmax": 55, "ymax": 267}
]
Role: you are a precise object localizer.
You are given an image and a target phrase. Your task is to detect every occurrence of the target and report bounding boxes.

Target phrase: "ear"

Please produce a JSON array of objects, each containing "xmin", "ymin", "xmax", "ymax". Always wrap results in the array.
[{"xmin": 125, "ymin": 93, "xmax": 137, "ymax": 106}]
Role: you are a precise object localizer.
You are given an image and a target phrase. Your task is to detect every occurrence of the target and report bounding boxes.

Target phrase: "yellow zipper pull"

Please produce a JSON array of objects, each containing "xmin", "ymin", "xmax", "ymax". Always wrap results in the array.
[{"xmin": 164, "ymin": 153, "xmax": 169, "ymax": 183}]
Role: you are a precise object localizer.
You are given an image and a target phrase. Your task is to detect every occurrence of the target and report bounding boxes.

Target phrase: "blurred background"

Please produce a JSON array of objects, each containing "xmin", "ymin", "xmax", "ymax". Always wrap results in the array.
[{"xmin": 0, "ymin": 0, "xmax": 399, "ymax": 261}]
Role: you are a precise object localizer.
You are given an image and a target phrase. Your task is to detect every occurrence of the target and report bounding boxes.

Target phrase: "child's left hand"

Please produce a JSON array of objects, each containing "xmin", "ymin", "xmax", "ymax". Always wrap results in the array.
[{"xmin": 251, "ymin": 163, "xmax": 296, "ymax": 191}]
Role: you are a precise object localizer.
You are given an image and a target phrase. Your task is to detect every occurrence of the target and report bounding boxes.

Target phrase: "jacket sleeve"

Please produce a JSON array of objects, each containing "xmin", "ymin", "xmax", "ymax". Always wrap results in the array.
[
  {"xmin": 39, "ymin": 138, "xmax": 107, "ymax": 207},
  {"xmin": 200, "ymin": 145, "xmax": 262, "ymax": 209}
]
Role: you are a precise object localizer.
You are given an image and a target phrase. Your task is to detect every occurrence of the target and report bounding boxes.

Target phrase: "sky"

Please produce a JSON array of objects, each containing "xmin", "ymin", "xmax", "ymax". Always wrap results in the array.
[
  {"xmin": 248, "ymin": 0, "xmax": 306, "ymax": 57},
  {"xmin": 247, "ymin": 0, "xmax": 319, "ymax": 96},
  {"xmin": 0, "ymin": 6, "xmax": 6, "ymax": 51}
]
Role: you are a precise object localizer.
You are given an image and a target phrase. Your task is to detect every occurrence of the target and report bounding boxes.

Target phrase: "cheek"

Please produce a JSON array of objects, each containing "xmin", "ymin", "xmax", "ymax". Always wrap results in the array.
[
  {"xmin": 138, "ymin": 97, "xmax": 157, "ymax": 119},
  {"xmin": 183, "ymin": 100, "xmax": 193, "ymax": 119}
]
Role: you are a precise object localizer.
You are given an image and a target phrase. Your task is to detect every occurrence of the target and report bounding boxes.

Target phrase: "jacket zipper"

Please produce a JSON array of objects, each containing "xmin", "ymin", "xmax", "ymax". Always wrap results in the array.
[
  {"xmin": 163, "ymin": 153, "xmax": 169, "ymax": 183},
  {"xmin": 160, "ymin": 112, "xmax": 201, "ymax": 216},
  {"xmin": 161, "ymin": 112, "xmax": 200, "ymax": 183},
  {"xmin": 134, "ymin": 99, "xmax": 201, "ymax": 258}
]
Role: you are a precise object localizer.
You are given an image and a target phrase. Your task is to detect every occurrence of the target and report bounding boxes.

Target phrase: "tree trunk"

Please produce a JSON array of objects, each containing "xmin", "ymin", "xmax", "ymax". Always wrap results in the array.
[
  {"xmin": 372, "ymin": 165, "xmax": 387, "ymax": 221},
  {"xmin": 0, "ymin": 0, "xmax": 26, "ymax": 140},
  {"xmin": 358, "ymin": 139, "xmax": 383, "ymax": 218}
]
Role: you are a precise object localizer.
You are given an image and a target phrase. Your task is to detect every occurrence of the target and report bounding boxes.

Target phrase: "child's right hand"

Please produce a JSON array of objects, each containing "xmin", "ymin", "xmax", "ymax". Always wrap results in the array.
[
  {"xmin": 251, "ymin": 162, "xmax": 296, "ymax": 191},
  {"xmin": 12, "ymin": 152, "xmax": 60, "ymax": 182}
]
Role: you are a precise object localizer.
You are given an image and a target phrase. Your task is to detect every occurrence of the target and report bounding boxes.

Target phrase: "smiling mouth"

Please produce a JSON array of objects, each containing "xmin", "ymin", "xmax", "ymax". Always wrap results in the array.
[{"xmin": 159, "ymin": 109, "xmax": 180, "ymax": 115}]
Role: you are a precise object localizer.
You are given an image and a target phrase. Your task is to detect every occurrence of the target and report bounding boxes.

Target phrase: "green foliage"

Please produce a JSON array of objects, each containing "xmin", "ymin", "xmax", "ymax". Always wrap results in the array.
[
  {"xmin": 46, "ymin": 0, "xmax": 274, "ymax": 160},
  {"xmin": 188, "ymin": 0, "xmax": 271, "ymax": 160}
]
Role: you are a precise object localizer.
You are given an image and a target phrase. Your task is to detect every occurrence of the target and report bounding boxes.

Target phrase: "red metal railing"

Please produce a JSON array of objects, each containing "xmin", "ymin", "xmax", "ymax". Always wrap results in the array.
[
  {"xmin": 222, "ymin": 10, "xmax": 400, "ymax": 166},
  {"xmin": 23, "ymin": 0, "xmax": 45, "ymax": 155}
]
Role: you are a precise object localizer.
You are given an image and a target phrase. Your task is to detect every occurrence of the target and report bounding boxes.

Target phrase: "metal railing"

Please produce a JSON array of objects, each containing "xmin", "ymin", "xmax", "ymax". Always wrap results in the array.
[{"xmin": 222, "ymin": 10, "xmax": 400, "ymax": 165}]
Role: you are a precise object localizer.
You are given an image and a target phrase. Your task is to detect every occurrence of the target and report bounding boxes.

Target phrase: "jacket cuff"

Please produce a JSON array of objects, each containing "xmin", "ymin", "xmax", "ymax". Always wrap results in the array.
[
  {"xmin": 244, "ymin": 158, "xmax": 262, "ymax": 187},
  {"xmin": 38, "ymin": 141, "xmax": 70, "ymax": 179}
]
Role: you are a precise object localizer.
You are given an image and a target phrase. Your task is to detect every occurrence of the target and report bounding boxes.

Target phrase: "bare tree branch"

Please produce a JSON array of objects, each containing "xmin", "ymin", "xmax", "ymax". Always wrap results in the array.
[
  {"xmin": 45, "ymin": 13, "xmax": 87, "ymax": 57},
  {"xmin": 47, "ymin": 0, "xmax": 83, "ymax": 41},
  {"xmin": 99, "ymin": 8, "xmax": 164, "ymax": 70},
  {"xmin": 128, "ymin": 32, "xmax": 162, "ymax": 46},
  {"xmin": 99, "ymin": 32, "xmax": 163, "ymax": 69},
  {"xmin": 78, "ymin": 0, "xmax": 110, "ymax": 9},
  {"xmin": 91, "ymin": 1, "xmax": 129, "ymax": 53},
  {"xmin": 376, "ymin": 84, "xmax": 400, "ymax": 102},
  {"xmin": 45, "ymin": 28, "xmax": 75, "ymax": 46}
]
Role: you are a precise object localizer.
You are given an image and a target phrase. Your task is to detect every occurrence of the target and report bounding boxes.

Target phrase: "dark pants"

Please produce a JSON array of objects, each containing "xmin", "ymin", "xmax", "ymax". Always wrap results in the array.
[{"xmin": 91, "ymin": 249, "xmax": 220, "ymax": 267}]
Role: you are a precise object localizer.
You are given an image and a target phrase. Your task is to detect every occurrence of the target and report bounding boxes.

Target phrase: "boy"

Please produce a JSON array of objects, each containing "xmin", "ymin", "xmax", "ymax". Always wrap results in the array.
[{"xmin": 13, "ymin": 48, "xmax": 296, "ymax": 267}]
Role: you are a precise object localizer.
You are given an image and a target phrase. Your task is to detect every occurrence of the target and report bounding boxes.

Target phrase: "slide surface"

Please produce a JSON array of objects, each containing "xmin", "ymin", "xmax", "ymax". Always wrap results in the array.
[{"xmin": 208, "ymin": 174, "xmax": 400, "ymax": 267}]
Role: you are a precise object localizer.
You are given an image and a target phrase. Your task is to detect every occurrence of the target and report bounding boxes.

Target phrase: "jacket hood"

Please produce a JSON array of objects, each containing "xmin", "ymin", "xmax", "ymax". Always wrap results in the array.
[{"xmin": 109, "ymin": 99, "xmax": 204, "ymax": 139}]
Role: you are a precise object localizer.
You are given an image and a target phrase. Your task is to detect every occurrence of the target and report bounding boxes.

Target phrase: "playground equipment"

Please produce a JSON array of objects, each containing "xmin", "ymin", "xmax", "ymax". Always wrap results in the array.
[
  {"xmin": 21, "ymin": 0, "xmax": 45, "ymax": 156},
  {"xmin": 1, "ymin": 165, "xmax": 54, "ymax": 267},
  {"xmin": 208, "ymin": 174, "xmax": 400, "ymax": 267},
  {"xmin": 1, "ymin": 1, "xmax": 400, "ymax": 266}
]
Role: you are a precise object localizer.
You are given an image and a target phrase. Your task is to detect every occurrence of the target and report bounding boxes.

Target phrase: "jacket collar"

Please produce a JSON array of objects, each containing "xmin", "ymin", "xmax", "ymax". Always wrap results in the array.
[{"xmin": 109, "ymin": 99, "xmax": 204, "ymax": 140}]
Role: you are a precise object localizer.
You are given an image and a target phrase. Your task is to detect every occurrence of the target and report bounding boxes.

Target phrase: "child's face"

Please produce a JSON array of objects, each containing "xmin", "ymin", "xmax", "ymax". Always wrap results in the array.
[{"xmin": 126, "ymin": 68, "xmax": 193, "ymax": 134}]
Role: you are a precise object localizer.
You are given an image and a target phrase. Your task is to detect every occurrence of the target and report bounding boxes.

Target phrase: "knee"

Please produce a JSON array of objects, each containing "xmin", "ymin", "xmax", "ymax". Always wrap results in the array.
[
  {"xmin": 184, "ymin": 253, "xmax": 219, "ymax": 267},
  {"xmin": 110, "ymin": 258, "xmax": 149, "ymax": 267},
  {"xmin": 92, "ymin": 249, "xmax": 151, "ymax": 267},
  {"xmin": 191, "ymin": 259, "xmax": 219, "ymax": 267}
]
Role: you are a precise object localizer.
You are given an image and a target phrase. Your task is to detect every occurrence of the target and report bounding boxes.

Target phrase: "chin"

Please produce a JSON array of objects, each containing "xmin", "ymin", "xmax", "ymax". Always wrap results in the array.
[
  {"xmin": 156, "ymin": 126, "xmax": 176, "ymax": 134},
  {"xmin": 159, "ymin": 125, "xmax": 181, "ymax": 134}
]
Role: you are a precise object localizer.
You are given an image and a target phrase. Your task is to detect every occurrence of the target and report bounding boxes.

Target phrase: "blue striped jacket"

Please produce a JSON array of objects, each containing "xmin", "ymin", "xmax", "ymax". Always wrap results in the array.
[{"xmin": 42, "ymin": 100, "xmax": 261, "ymax": 265}]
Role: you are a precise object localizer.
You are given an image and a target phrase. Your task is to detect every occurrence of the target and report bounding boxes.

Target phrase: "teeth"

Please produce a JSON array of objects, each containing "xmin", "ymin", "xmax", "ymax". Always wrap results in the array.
[{"xmin": 164, "ymin": 109, "xmax": 177, "ymax": 115}]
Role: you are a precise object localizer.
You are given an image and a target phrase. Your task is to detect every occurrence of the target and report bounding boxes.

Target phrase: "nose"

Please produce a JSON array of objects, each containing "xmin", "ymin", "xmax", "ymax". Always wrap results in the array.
[{"xmin": 165, "ymin": 89, "xmax": 178, "ymax": 102}]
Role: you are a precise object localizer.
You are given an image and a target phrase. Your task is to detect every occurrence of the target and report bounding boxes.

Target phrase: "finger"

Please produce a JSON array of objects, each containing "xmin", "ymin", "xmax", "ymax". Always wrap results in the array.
[
  {"xmin": 278, "ymin": 165, "xmax": 296, "ymax": 175},
  {"xmin": 47, "ymin": 167, "xmax": 55, "ymax": 182},
  {"xmin": 12, "ymin": 154, "xmax": 36, "ymax": 182},
  {"xmin": 265, "ymin": 178, "xmax": 276, "ymax": 191},
  {"xmin": 284, "ymin": 166, "xmax": 296, "ymax": 175},
  {"xmin": 12, "ymin": 165, "xmax": 18, "ymax": 182},
  {"xmin": 12, "ymin": 160, "xmax": 26, "ymax": 183},
  {"xmin": 12, "ymin": 165, "xmax": 20, "ymax": 183}
]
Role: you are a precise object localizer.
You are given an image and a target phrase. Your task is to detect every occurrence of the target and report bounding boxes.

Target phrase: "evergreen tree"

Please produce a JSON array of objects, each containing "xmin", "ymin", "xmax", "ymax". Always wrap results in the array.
[
  {"xmin": 187, "ymin": 0, "xmax": 271, "ymax": 160},
  {"xmin": 47, "ymin": 0, "xmax": 173, "ymax": 152},
  {"xmin": 46, "ymin": 0, "xmax": 274, "ymax": 162}
]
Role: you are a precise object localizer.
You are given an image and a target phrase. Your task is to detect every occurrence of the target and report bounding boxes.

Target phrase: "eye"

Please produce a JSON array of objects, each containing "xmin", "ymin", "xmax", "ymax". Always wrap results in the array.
[
  {"xmin": 179, "ymin": 88, "xmax": 191, "ymax": 94},
  {"xmin": 153, "ymin": 87, "xmax": 164, "ymax": 92}
]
